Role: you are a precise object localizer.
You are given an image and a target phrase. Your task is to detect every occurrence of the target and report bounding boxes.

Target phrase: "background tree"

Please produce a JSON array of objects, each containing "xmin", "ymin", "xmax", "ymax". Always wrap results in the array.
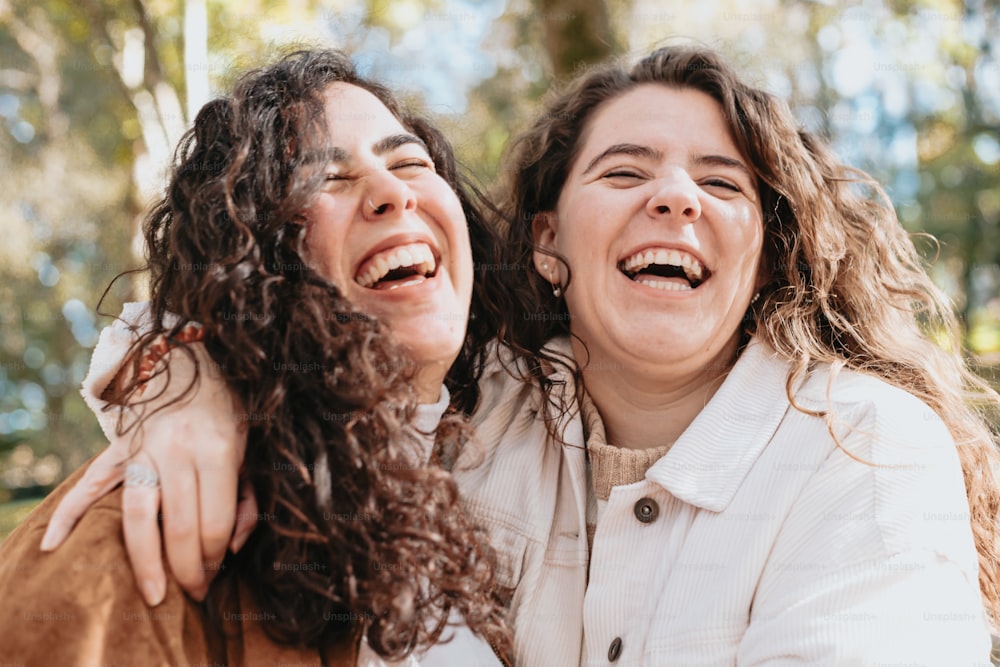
[{"xmin": 1, "ymin": 0, "xmax": 997, "ymax": 530}]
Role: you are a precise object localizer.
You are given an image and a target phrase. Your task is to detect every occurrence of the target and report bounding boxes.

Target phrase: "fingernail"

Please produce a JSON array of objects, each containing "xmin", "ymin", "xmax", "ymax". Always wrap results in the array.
[
  {"xmin": 40, "ymin": 528, "xmax": 62, "ymax": 552},
  {"xmin": 229, "ymin": 529, "xmax": 250, "ymax": 554},
  {"xmin": 142, "ymin": 579, "xmax": 165, "ymax": 606}
]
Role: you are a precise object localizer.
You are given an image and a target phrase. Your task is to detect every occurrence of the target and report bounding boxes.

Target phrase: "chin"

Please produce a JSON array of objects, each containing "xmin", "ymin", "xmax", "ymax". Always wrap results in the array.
[{"xmin": 392, "ymin": 321, "xmax": 465, "ymax": 364}]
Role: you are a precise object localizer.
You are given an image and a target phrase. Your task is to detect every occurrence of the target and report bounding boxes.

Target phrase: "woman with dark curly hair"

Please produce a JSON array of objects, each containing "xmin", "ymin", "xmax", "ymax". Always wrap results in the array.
[
  {"xmin": 0, "ymin": 49, "xmax": 508, "ymax": 665},
  {"xmin": 43, "ymin": 45, "xmax": 1000, "ymax": 665}
]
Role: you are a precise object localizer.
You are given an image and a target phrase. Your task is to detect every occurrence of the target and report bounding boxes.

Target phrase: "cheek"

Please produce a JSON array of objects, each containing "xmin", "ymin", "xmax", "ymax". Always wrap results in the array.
[
  {"xmin": 304, "ymin": 221, "xmax": 346, "ymax": 281},
  {"xmin": 455, "ymin": 238, "xmax": 474, "ymax": 296},
  {"xmin": 446, "ymin": 214, "xmax": 473, "ymax": 278},
  {"xmin": 744, "ymin": 217, "xmax": 765, "ymax": 274},
  {"xmin": 429, "ymin": 182, "xmax": 470, "ymax": 250},
  {"xmin": 555, "ymin": 190, "xmax": 628, "ymax": 258},
  {"xmin": 723, "ymin": 206, "xmax": 764, "ymax": 261},
  {"xmin": 453, "ymin": 215, "xmax": 472, "ymax": 262}
]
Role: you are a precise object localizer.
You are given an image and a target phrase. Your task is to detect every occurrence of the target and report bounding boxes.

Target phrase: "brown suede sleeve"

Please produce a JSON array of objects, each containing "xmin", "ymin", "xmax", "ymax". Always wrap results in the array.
[
  {"xmin": 0, "ymin": 462, "xmax": 358, "ymax": 667},
  {"xmin": 0, "ymin": 462, "xmax": 224, "ymax": 666}
]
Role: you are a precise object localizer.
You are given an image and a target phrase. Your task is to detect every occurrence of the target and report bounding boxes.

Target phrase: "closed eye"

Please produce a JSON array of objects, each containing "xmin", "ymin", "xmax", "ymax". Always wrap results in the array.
[
  {"xmin": 322, "ymin": 172, "xmax": 350, "ymax": 191},
  {"xmin": 702, "ymin": 178, "xmax": 742, "ymax": 192},
  {"xmin": 601, "ymin": 169, "xmax": 644, "ymax": 180},
  {"xmin": 391, "ymin": 158, "xmax": 433, "ymax": 172}
]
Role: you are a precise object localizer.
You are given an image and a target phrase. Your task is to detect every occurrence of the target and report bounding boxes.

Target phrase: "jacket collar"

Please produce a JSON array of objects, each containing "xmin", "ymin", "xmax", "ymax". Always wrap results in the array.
[
  {"xmin": 644, "ymin": 337, "xmax": 791, "ymax": 512},
  {"xmin": 497, "ymin": 336, "xmax": 792, "ymax": 512},
  {"xmin": 538, "ymin": 336, "xmax": 792, "ymax": 513}
]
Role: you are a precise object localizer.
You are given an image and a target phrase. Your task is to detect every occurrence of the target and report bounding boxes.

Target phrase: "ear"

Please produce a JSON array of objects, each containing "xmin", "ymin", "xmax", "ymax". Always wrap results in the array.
[{"xmin": 531, "ymin": 211, "xmax": 559, "ymax": 278}]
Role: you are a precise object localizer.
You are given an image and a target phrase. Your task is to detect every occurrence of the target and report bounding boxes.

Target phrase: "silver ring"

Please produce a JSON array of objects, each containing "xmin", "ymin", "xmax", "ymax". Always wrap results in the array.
[
  {"xmin": 124, "ymin": 463, "xmax": 160, "ymax": 489},
  {"xmin": 367, "ymin": 198, "xmax": 378, "ymax": 213}
]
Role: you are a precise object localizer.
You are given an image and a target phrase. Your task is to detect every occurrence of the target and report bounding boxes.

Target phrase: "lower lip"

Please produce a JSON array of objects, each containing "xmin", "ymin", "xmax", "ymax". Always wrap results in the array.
[
  {"xmin": 355, "ymin": 270, "xmax": 445, "ymax": 300},
  {"xmin": 619, "ymin": 270, "xmax": 703, "ymax": 297}
]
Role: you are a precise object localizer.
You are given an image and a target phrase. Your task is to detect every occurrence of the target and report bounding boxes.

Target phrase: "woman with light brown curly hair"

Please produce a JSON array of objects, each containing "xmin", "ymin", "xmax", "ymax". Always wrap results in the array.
[
  {"xmin": 43, "ymin": 44, "xmax": 999, "ymax": 665},
  {"xmin": 0, "ymin": 49, "xmax": 509, "ymax": 665}
]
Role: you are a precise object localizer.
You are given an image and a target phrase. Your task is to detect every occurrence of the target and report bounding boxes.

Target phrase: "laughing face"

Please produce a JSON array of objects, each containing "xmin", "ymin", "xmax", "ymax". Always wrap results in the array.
[
  {"xmin": 533, "ymin": 84, "xmax": 765, "ymax": 383},
  {"xmin": 304, "ymin": 83, "xmax": 473, "ymax": 399}
]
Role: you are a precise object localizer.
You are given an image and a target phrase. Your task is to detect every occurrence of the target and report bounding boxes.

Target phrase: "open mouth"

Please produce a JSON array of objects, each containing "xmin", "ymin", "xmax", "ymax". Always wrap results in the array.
[
  {"xmin": 618, "ymin": 247, "xmax": 710, "ymax": 291},
  {"xmin": 355, "ymin": 242, "xmax": 439, "ymax": 290}
]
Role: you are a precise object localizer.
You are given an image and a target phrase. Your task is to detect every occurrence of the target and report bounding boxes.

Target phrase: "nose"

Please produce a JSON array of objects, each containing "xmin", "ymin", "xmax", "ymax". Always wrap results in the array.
[
  {"xmin": 363, "ymin": 171, "xmax": 417, "ymax": 221},
  {"xmin": 646, "ymin": 172, "xmax": 701, "ymax": 223}
]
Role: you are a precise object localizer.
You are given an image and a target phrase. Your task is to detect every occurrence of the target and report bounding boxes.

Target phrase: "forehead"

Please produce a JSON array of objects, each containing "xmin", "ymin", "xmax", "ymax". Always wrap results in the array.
[
  {"xmin": 578, "ymin": 84, "xmax": 742, "ymax": 161},
  {"xmin": 321, "ymin": 82, "xmax": 407, "ymax": 143}
]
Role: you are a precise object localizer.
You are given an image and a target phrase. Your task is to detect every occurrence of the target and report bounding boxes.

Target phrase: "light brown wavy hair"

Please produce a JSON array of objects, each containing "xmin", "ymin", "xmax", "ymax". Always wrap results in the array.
[
  {"xmin": 487, "ymin": 44, "xmax": 1000, "ymax": 622},
  {"xmin": 110, "ymin": 49, "xmax": 509, "ymax": 659}
]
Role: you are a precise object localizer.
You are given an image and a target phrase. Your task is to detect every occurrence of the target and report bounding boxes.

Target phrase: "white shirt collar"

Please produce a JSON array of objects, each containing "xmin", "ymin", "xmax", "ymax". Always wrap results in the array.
[{"xmin": 410, "ymin": 385, "xmax": 450, "ymax": 464}]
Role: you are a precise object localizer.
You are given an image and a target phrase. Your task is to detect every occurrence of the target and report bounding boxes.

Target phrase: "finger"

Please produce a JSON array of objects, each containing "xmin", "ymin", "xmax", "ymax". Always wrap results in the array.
[
  {"xmin": 195, "ymin": 452, "xmax": 237, "ymax": 591},
  {"xmin": 41, "ymin": 447, "xmax": 126, "ymax": 551},
  {"xmin": 229, "ymin": 481, "xmax": 259, "ymax": 554},
  {"xmin": 157, "ymin": 443, "xmax": 207, "ymax": 599},
  {"xmin": 196, "ymin": 448, "xmax": 239, "ymax": 569},
  {"xmin": 121, "ymin": 451, "xmax": 166, "ymax": 606}
]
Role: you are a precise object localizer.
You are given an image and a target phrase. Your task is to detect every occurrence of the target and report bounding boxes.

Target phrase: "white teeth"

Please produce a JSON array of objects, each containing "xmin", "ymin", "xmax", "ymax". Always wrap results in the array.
[
  {"xmin": 621, "ymin": 247, "xmax": 705, "ymax": 283},
  {"xmin": 356, "ymin": 242, "xmax": 437, "ymax": 288},
  {"xmin": 689, "ymin": 261, "xmax": 703, "ymax": 280},
  {"xmin": 638, "ymin": 279, "xmax": 692, "ymax": 291}
]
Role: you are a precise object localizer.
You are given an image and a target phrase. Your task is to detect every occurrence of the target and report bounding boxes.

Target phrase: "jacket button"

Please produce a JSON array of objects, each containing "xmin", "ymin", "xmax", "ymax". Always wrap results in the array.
[
  {"xmin": 633, "ymin": 497, "xmax": 659, "ymax": 524},
  {"xmin": 608, "ymin": 636, "xmax": 623, "ymax": 661}
]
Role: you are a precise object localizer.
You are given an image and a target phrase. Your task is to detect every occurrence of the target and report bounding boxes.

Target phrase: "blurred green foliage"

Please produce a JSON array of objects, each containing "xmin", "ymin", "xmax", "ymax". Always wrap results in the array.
[{"xmin": 1, "ymin": 0, "xmax": 998, "ymax": 523}]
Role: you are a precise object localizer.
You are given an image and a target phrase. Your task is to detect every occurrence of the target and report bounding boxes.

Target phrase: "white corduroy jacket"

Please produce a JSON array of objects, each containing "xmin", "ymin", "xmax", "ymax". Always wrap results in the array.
[{"xmin": 458, "ymin": 336, "xmax": 991, "ymax": 666}]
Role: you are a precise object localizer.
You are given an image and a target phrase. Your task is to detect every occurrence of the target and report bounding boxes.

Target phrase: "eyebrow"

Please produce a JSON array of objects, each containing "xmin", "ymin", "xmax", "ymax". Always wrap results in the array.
[
  {"xmin": 308, "ymin": 133, "xmax": 429, "ymax": 165},
  {"xmin": 372, "ymin": 133, "xmax": 429, "ymax": 156},
  {"xmin": 583, "ymin": 143, "xmax": 754, "ymax": 182},
  {"xmin": 582, "ymin": 143, "xmax": 662, "ymax": 174},
  {"xmin": 693, "ymin": 154, "xmax": 753, "ymax": 179}
]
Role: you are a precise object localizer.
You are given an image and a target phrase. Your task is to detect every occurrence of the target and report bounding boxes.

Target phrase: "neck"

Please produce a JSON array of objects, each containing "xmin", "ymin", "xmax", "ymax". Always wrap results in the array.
[
  {"xmin": 576, "ymin": 340, "xmax": 738, "ymax": 450},
  {"xmin": 414, "ymin": 360, "xmax": 449, "ymax": 404}
]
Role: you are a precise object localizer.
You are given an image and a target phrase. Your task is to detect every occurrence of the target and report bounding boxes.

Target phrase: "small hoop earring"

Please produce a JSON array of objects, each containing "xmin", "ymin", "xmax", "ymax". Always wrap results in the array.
[{"xmin": 546, "ymin": 266, "xmax": 562, "ymax": 298}]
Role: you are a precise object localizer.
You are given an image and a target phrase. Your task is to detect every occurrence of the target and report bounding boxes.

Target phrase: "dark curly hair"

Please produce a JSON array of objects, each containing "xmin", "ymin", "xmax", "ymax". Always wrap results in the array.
[
  {"xmin": 111, "ymin": 49, "xmax": 509, "ymax": 659},
  {"xmin": 489, "ymin": 44, "xmax": 1000, "ymax": 624}
]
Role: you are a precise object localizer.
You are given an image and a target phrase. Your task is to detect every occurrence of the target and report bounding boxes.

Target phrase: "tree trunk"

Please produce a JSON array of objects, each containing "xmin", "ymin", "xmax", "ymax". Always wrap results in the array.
[{"xmin": 533, "ymin": 0, "xmax": 617, "ymax": 80}]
